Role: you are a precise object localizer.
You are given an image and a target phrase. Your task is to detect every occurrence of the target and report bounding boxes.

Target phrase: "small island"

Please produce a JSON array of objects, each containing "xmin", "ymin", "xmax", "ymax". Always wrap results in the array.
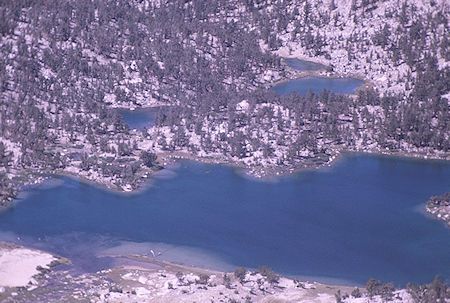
[{"xmin": 426, "ymin": 192, "xmax": 450, "ymax": 226}]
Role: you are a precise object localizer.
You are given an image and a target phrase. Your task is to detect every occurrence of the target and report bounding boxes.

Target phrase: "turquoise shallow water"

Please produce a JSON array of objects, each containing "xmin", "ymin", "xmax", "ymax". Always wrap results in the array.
[
  {"xmin": 271, "ymin": 76, "xmax": 364, "ymax": 95},
  {"xmin": 0, "ymin": 154, "xmax": 449, "ymax": 286}
]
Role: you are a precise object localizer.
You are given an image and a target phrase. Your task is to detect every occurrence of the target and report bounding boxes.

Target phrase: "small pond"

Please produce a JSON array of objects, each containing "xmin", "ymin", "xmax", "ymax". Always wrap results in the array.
[
  {"xmin": 116, "ymin": 107, "xmax": 159, "ymax": 130},
  {"xmin": 271, "ymin": 77, "xmax": 364, "ymax": 96}
]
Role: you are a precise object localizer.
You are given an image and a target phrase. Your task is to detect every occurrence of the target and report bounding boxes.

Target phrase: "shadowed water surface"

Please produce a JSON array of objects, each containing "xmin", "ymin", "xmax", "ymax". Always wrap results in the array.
[
  {"xmin": 0, "ymin": 154, "xmax": 449, "ymax": 286},
  {"xmin": 285, "ymin": 58, "xmax": 325, "ymax": 71}
]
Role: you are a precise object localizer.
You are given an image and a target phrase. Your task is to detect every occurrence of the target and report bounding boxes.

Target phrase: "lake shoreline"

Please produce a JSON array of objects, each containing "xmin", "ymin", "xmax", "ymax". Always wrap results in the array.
[
  {"xmin": 3, "ymin": 148, "xmax": 448, "ymax": 210},
  {"xmin": 4, "ymin": 153, "xmax": 448, "ymax": 300},
  {"xmin": 156, "ymin": 148, "xmax": 449, "ymax": 179},
  {"xmin": 0, "ymin": 240, "xmax": 420, "ymax": 302}
]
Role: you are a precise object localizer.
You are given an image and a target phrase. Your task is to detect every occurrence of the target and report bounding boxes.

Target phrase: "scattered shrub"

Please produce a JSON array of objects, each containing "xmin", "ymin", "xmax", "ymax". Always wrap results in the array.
[{"xmin": 234, "ymin": 267, "xmax": 247, "ymax": 283}]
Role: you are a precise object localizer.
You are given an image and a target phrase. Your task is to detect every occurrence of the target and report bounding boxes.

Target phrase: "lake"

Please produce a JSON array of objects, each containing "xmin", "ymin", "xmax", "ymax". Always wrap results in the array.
[
  {"xmin": 0, "ymin": 154, "xmax": 449, "ymax": 286},
  {"xmin": 285, "ymin": 58, "xmax": 325, "ymax": 71},
  {"xmin": 271, "ymin": 77, "xmax": 364, "ymax": 96}
]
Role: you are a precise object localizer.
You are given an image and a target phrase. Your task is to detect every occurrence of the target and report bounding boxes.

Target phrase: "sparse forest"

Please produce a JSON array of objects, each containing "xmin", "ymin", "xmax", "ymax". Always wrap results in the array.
[{"xmin": 0, "ymin": 0, "xmax": 448, "ymax": 205}]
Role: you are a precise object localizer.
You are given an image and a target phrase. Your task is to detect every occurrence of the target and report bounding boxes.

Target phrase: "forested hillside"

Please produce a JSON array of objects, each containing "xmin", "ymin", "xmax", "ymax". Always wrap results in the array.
[{"xmin": 0, "ymin": 0, "xmax": 448, "ymax": 204}]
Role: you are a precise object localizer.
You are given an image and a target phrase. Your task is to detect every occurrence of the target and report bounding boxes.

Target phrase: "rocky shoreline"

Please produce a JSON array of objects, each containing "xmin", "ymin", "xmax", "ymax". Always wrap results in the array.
[
  {"xmin": 1, "ymin": 141, "xmax": 448, "ymax": 212},
  {"xmin": 159, "ymin": 148, "xmax": 449, "ymax": 180}
]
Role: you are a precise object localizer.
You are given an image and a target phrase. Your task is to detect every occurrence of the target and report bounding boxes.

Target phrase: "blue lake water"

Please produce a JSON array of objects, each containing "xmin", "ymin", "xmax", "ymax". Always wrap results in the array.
[
  {"xmin": 271, "ymin": 77, "xmax": 364, "ymax": 96},
  {"xmin": 285, "ymin": 58, "xmax": 325, "ymax": 71},
  {"xmin": 0, "ymin": 154, "xmax": 449, "ymax": 286},
  {"xmin": 116, "ymin": 107, "xmax": 159, "ymax": 130}
]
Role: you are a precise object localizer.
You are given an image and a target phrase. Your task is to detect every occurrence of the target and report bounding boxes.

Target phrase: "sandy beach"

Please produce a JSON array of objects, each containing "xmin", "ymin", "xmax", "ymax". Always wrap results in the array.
[{"xmin": 0, "ymin": 242, "xmax": 56, "ymax": 288}]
